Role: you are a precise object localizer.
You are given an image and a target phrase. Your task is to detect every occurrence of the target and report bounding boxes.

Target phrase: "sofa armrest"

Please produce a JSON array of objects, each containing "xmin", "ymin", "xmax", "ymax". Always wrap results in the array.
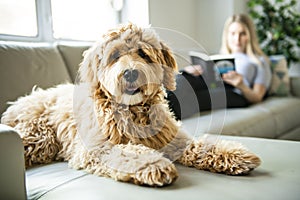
[
  {"xmin": 0, "ymin": 124, "xmax": 27, "ymax": 200},
  {"xmin": 290, "ymin": 76, "xmax": 300, "ymax": 97}
]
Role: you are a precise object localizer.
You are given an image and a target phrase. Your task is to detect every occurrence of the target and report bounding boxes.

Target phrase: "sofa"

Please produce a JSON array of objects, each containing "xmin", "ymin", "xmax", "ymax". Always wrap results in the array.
[
  {"xmin": 0, "ymin": 41, "xmax": 300, "ymax": 199},
  {"xmin": 1, "ymin": 41, "xmax": 300, "ymax": 140}
]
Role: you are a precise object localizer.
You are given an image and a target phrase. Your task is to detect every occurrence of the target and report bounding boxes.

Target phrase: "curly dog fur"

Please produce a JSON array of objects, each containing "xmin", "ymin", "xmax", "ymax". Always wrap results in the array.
[{"xmin": 1, "ymin": 24, "xmax": 260, "ymax": 186}]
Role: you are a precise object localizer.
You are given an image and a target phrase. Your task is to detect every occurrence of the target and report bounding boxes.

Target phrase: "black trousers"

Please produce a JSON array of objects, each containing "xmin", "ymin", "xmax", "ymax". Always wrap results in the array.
[{"xmin": 167, "ymin": 72, "xmax": 250, "ymax": 120}]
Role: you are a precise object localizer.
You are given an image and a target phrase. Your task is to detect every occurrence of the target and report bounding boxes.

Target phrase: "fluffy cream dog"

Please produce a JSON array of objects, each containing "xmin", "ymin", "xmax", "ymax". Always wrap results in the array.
[{"xmin": 1, "ymin": 24, "xmax": 260, "ymax": 186}]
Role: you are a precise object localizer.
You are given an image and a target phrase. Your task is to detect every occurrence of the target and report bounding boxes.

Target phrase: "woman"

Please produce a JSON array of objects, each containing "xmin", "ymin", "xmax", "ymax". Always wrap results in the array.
[{"xmin": 167, "ymin": 14, "xmax": 272, "ymax": 120}]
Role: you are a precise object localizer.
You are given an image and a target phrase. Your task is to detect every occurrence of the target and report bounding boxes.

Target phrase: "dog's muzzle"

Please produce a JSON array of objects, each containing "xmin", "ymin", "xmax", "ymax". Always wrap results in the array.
[
  {"xmin": 124, "ymin": 69, "xmax": 138, "ymax": 83},
  {"xmin": 123, "ymin": 69, "xmax": 140, "ymax": 95}
]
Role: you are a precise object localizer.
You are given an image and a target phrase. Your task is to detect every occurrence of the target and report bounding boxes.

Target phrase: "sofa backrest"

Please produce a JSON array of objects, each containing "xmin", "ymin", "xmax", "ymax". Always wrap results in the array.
[
  {"xmin": 0, "ymin": 41, "xmax": 72, "ymax": 114},
  {"xmin": 1, "ymin": 41, "xmax": 299, "ymax": 116},
  {"xmin": 57, "ymin": 43, "xmax": 90, "ymax": 82}
]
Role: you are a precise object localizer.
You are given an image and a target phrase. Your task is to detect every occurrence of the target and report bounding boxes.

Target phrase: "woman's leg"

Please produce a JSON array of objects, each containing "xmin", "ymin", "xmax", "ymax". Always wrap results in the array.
[
  {"xmin": 167, "ymin": 72, "xmax": 250, "ymax": 120},
  {"xmin": 225, "ymin": 88, "xmax": 250, "ymax": 108},
  {"xmin": 167, "ymin": 72, "xmax": 211, "ymax": 120}
]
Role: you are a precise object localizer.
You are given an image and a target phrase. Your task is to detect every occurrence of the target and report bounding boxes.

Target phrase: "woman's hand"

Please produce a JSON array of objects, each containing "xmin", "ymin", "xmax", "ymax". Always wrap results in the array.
[
  {"xmin": 182, "ymin": 65, "xmax": 203, "ymax": 76},
  {"xmin": 223, "ymin": 71, "xmax": 267, "ymax": 103},
  {"xmin": 222, "ymin": 71, "xmax": 244, "ymax": 88}
]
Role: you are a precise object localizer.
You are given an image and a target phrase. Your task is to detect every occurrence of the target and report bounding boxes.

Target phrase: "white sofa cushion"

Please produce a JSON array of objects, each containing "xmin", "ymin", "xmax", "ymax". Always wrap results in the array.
[
  {"xmin": 25, "ymin": 136, "xmax": 300, "ymax": 200},
  {"xmin": 182, "ymin": 97, "xmax": 300, "ymax": 140}
]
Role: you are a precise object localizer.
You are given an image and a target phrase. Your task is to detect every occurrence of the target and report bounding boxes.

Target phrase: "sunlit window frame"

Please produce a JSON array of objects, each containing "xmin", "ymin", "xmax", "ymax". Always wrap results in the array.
[{"xmin": 0, "ymin": 0, "xmax": 142, "ymax": 43}]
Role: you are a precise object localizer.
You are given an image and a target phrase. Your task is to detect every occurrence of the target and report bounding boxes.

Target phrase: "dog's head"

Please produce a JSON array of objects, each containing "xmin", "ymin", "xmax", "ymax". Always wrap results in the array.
[{"xmin": 79, "ymin": 23, "xmax": 178, "ymax": 105}]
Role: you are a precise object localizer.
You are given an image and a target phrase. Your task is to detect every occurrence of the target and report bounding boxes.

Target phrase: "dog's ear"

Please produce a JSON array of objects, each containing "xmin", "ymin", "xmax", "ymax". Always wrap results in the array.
[
  {"xmin": 159, "ymin": 42, "xmax": 178, "ymax": 91},
  {"xmin": 78, "ymin": 43, "xmax": 102, "ymax": 89}
]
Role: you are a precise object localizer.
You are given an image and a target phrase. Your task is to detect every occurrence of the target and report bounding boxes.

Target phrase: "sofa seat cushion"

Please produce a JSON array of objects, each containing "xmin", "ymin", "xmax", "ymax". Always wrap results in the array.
[
  {"xmin": 182, "ymin": 97, "xmax": 300, "ymax": 139},
  {"xmin": 259, "ymin": 97, "xmax": 300, "ymax": 137},
  {"xmin": 26, "ymin": 163, "xmax": 87, "ymax": 199},
  {"xmin": 0, "ymin": 41, "xmax": 71, "ymax": 114},
  {"xmin": 25, "ymin": 136, "xmax": 300, "ymax": 200}
]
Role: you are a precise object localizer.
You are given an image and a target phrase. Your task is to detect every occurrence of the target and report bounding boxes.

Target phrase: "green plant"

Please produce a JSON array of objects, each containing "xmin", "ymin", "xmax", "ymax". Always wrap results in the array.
[{"xmin": 247, "ymin": 0, "xmax": 300, "ymax": 66}]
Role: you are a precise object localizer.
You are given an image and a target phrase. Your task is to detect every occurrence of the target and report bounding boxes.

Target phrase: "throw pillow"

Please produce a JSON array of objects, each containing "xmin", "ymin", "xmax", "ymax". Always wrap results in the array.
[{"xmin": 268, "ymin": 55, "xmax": 290, "ymax": 96}]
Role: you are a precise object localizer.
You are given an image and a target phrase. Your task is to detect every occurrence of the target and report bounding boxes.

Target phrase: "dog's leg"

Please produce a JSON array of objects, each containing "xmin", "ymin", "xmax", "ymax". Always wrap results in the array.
[
  {"xmin": 1, "ymin": 100, "xmax": 61, "ymax": 167},
  {"xmin": 69, "ymin": 142, "xmax": 178, "ymax": 186},
  {"xmin": 178, "ymin": 137, "xmax": 261, "ymax": 175},
  {"xmin": 12, "ymin": 117, "xmax": 61, "ymax": 167},
  {"xmin": 1, "ymin": 84, "xmax": 75, "ymax": 167}
]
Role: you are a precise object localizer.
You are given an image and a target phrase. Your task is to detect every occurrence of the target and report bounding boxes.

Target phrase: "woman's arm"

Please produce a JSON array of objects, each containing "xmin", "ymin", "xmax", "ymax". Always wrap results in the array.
[
  {"xmin": 222, "ymin": 71, "xmax": 266, "ymax": 103},
  {"xmin": 238, "ymin": 83, "xmax": 266, "ymax": 103},
  {"xmin": 181, "ymin": 65, "xmax": 203, "ymax": 76}
]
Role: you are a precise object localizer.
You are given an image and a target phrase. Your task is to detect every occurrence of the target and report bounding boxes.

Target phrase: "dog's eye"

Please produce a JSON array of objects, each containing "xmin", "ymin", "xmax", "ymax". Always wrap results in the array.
[
  {"xmin": 138, "ymin": 49, "xmax": 147, "ymax": 58},
  {"xmin": 110, "ymin": 50, "xmax": 120, "ymax": 63},
  {"xmin": 138, "ymin": 49, "xmax": 152, "ymax": 62}
]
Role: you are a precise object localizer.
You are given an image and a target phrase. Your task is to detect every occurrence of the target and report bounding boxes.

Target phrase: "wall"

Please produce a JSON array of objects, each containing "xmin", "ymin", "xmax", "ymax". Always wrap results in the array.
[
  {"xmin": 148, "ymin": 0, "xmax": 198, "ymax": 41},
  {"xmin": 148, "ymin": 0, "xmax": 247, "ymax": 55},
  {"xmin": 148, "ymin": 0, "xmax": 300, "ymax": 75},
  {"xmin": 195, "ymin": 0, "xmax": 247, "ymax": 54}
]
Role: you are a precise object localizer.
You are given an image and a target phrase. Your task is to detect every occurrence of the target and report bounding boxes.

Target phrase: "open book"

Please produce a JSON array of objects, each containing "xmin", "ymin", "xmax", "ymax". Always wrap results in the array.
[{"xmin": 189, "ymin": 51, "xmax": 235, "ymax": 89}]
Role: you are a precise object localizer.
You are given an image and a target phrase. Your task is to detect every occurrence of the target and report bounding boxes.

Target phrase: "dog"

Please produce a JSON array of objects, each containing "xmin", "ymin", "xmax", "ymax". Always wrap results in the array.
[{"xmin": 1, "ymin": 23, "xmax": 260, "ymax": 186}]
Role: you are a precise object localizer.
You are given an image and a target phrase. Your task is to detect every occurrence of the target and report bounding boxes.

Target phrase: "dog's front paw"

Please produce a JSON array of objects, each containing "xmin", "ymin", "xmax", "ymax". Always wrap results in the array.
[
  {"xmin": 211, "ymin": 145, "xmax": 261, "ymax": 175},
  {"xmin": 133, "ymin": 157, "xmax": 178, "ymax": 186},
  {"xmin": 97, "ymin": 144, "xmax": 178, "ymax": 186},
  {"xmin": 180, "ymin": 140, "xmax": 261, "ymax": 175}
]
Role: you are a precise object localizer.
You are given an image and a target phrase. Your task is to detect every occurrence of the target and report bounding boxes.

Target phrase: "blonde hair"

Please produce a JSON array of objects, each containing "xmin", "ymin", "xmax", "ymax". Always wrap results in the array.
[{"xmin": 220, "ymin": 14, "xmax": 268, "ymax": 65}]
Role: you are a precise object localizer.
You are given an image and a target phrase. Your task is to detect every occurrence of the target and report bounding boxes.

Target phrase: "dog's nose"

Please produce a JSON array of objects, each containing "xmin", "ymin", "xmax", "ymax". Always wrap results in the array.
[{"xmin": 123, "ymin": 69, "xmax": 139, "ymax": 83}]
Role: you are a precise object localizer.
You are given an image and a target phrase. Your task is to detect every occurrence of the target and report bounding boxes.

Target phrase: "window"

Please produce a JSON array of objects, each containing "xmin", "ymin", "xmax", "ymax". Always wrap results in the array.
[
  {"xmin": 51, "ymin": 0, "xmax": 119, "ymax": 41},
  {"xmin": 0, "ymin": 0, "xmax": 38, "ymax": 37},
  {"xmin": 0, "ymin": 0, "xmax": 149, "ymax": 42}
]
